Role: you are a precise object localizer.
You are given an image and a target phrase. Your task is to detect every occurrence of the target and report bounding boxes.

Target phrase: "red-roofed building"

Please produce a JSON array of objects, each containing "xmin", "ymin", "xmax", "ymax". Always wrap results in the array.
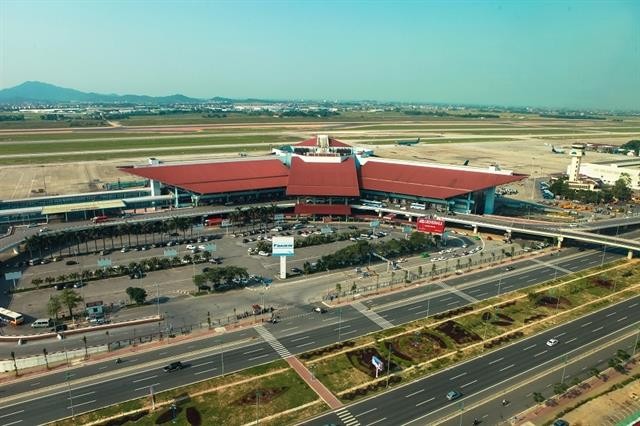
[
  {"xmin": 286, "ymin": 157, "xmax": 359, "ymax": 197},
  {"xmin": 118, "ymin": 135, "xmax": 525, "ymax": 215}
]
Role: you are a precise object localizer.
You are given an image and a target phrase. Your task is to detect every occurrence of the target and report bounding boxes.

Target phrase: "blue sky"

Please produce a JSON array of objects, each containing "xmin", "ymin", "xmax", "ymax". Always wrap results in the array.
[{"xmin": 1, "ymin": 0, "xmax": 638, "ymax": 109}]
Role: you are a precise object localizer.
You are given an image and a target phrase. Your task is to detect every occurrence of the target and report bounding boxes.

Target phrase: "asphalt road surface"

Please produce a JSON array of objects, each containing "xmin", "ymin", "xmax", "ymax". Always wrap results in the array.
[{"xmin": 0, "ymin": 247, "xmax": 626, "ymax": 425}]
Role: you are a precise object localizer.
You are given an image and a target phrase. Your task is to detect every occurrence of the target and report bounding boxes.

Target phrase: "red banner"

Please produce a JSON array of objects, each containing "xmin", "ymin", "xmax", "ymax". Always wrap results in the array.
[{"xmin": 416, "ymin": 217, "xmax": 445, "ymax": 234}]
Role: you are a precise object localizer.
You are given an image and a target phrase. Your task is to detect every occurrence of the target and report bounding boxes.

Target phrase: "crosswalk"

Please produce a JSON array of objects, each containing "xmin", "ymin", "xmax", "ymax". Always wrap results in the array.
[
  {"xmin": 255, "ymin": 326, "xmax": 292, "ymax": 358},
  {"xmin": 435, "ymin": 281, "xmax": 478, "ymax": 303},
  {"xmin": 352, "ymin": 301, "xmax": 395, "ymax": 329},
  {"xmin": 335, "ymin": 408, "xmax": 360, "ymax": 426}
]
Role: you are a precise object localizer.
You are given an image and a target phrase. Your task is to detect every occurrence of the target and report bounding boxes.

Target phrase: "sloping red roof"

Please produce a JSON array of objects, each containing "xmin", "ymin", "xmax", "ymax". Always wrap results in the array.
[
  {"xmin": 295, "ymin": 136, "xmax": 351, "ymax": 148},
  {"xmin": 119, "ymin": 159, "xmax": 289, "ymax": 194},
  {"xmin": 286, "ymin": 157, "xmax": 360, "ymax": 196},
  {"xmin": 359, "ymin": 160, "xmax": 525, "ymax": 199},
  {"xmin": 294, "ymin": 204, "xmax": 352, "ymax": 215}
]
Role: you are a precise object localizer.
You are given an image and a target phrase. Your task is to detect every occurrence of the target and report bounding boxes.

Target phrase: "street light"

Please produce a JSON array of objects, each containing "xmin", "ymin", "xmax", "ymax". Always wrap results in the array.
[
  {"xmin": 66, "ymin": 372, "xmax": 75, "ymax": 419},
  {"xmin": 337, "ymin": 307, "xmax": 343, "ymax": 343}
]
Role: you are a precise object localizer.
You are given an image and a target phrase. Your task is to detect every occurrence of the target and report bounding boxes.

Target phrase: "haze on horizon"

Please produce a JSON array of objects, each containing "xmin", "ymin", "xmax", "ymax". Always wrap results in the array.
[{"xmin": 0, "ymin": 0, "xmax": 638, "ymax": 110}]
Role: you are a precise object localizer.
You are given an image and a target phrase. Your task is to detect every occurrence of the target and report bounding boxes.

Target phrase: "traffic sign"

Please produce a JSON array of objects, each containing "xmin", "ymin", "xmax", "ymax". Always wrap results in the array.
[
  {"xmin": 97, "ymin": 258, "xmax": 112, "ymax": 268},
  {"xmin": 370, "ymin": 220, "xmax": 380, "ymax": 228},
  {"xmin": 203, "ymin": 243, "xmax": 217, "ymax": 253},
  {"xmin": 403, "ymin": 226, "xmax": 413, "ymax": 234},
  {"xmin": 4, "ymin": 271, "xmax": 21, "ymax": 281},
  {"xmin": 164, "ymin": 249, "xmax": 178, "ymax": 258}
]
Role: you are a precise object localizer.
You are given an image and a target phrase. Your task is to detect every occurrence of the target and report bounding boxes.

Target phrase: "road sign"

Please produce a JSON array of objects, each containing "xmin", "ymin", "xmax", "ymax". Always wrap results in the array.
[
  {"xmin": 371, "ymin": 355, "xmax": 384, "ymax": 378},
  {"xmin": 272, "ymin": 237, "xmax": 294, "ymax": 257},
  {"xmin": 164, "ymin": 249, "xmax": 178, "ymax": 258},
  {"xmin": 370, "ymin": 220, "xmax": 380, "ymax": 228},
  {"xmin": 274, "ymin": 213, "xmax": 284, "ymax": 222},
  {"xmin": 321, "ymin": 226, "xmax": 333, "ymax": 234},
  {"xmin": 97, "ymin": 258, "xmax": 112, "ymax": 268},
  {"xmin": 203, "ymin": 243, "xmax": 217, "ymax": 253},
  {"xmin": 403, "ymin": 226, "xmax": 413, "ymax": 234},
  {"xmin": 4, "ymin": 271, "xmax": 21, "ymax": 281},
  {"xmin": 221, "ymin": 219, "xmax": 232, "ymax": 227}
]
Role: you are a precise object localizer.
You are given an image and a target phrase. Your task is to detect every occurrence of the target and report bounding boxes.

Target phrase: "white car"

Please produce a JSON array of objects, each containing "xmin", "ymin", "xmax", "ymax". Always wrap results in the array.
[
  {"xmin": 198, "ymin": 244, "xmax": 207, "ymax": 250},
  {"xmin": 258, "ymin": 251, "xmax": 271, "ymax": 257},
  {"xmin": 186, "ymin": 244, "xmax": 197, "ymax": 250},
  {"xmin": 546, "ymin": 338, "xmax": 559, "ymax": 347}
]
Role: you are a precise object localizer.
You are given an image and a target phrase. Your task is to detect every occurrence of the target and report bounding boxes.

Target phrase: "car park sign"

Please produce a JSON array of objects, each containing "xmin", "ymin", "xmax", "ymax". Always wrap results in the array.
[
  {"xmin": 272, "ymin": 236, "xmax": 294, "ymax": 256},
  {"xmin": 416, "ymin": 217, "xmax": 445, "ymax": 235}
]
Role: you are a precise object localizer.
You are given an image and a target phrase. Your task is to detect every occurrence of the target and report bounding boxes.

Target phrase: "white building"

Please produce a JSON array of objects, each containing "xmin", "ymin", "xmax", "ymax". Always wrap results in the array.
[{"xmin": 573, "ymin": 159, "xmax": 640, "ymax": 190}]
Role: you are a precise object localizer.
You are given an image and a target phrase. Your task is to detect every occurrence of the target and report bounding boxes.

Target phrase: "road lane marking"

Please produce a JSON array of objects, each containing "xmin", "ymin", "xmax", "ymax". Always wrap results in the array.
[
  {"xmin": 618, "ymin": 316, "xmax": 628, "ymax": 322},
  {"xmin": 280, "ymin": 327, "xmax": 298, "ymax": 333},
  {"xmin": 565, "ymin": 337, "xmax": 577, "ymax": 344},
  {"xmin": 2, "ymin": 420, "xmax": 22, "ymax": 426},
  {"xmin": 290, "ymin": 335, "xmax": 310, "ymax": 342},
  {"xmin": 534, "ymin": 350, "xmax": 548, "ymax": 357},
  {"xmin": 523, "ymin": 344, "xmax": 536, "ymax": 351},
  {"xmin": 555, "ymin": 332, "xmax": 566, "ymax": 338},
  {"xmin": 446, "ymin": 301, "xmax": 458, "ymax": 306},
  {"xmin": 416, "ymin": 397, "xmax": 435, "ymax": 407},
  {"xmin": 629, "ymin": 303, "xmax": 638, "ymax": 309},
  {"xmin": 67, "ymin": 399, "xmax": 96, "ymax": 409},
  {"xmin": 295, "ymin": 341, "xmax": 315, "ymax": 348},
  {"xmin": 488, "ymin": 357, "xmax": 504, "ymax": 365},
  {"xmin": 367, "ymin": 417, "xmax": 387, "ymax": 426},
  {"xmin": 415, "ymin": 309, "xmax": 430, "ymax": 315},
  {"xmin": 132, "ymin": 375, "xmax": 158, "ymax": 383},
  {"xmin": 449, "ymin": 372, "xmax": 467, "ymax": 380},
  {"xmin": 193, "ymin": 367, "xmax": 218, "ymax": 376},
  {"xmin": 342, "ymin": 329, "xmax": 358, "ymax": 335},
  {"xmin": 159, "ymin": 352, "xmax": 167, "ymax": 356},
  {"xmin": 129, "ymin": 359, "xmax": 138, "ymax": 363},
  {"xmin": 355, "ymin": 408, "xmax": 377, "ymax": 417},
  {"xmin": 73, "ymin": 391, "xmax": 95, "ymax": 399},
  {"xmin": 593, "ymin": 326, "xmax": 604, "ymax": 333},
  {"xmin": 476, "ymin": 292, "xmax": 489, "ymax": 297},
  {"xmin": 334, "ymin": 325, "xmax": 351, "ymax": 331},
  {"xmin": 405, "ymin": 389, "xmax": 425, "ymax": 398},
  {"xmin": 29, "ymin": 382, "xmax": 40, "ymax": 387},
  {"xmin": 605, "ymin": 312, "xmax": 617, "ymax": 317},
  {"xmin": 407, "ymin": 305, "xmax": 424, "ymax": 311},
  {"xmin": 134, "ymin": 382, "xmax": 160, "ymax": 391},
  {"xmin": 581, "ymin": 321, "xmax": 592, "ymax": 328},
  {"xmin": 242, "ymin": 348, "xmax": 264, "ymax": 355},
  {"xmin": 0, "ymin": 411, "xmax": 24, "ymax": 419},
  {"xmin": 461, "ymin": 380, "xmax": 477, "ymax": 388},
  {"xmin": 499, "ymin": 364, "xmax": 514, "ymax": 372},
  {"xmin": 439, "ymin": 297, "xmax": 453, "ymax": 302},
  {"xmin": 98, "ymin": 366, "xmax": 108, "ymax": 370},
  {"xmin": 248, "ymin": 354, "xmax": 270, "ymax": 361},
  {"xmin": 192, "ymin": 360, "xmax": 215, "ymax": 368}
]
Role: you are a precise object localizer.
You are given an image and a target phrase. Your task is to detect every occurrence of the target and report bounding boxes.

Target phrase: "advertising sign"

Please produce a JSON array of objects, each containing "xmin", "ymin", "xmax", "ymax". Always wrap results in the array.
[
  {"xmin": 164, "ymin": 249, "xmax": 178, "ymax": 258},
  {"xmin": 97, "ymin": 258, "xmax": 112, "ymax": 268},
  {"xmin": 370, "ymin": 220, "xmax": 380, "ymax": 228},
  {"xmin": 272, "ymin": 236, "xmax": 294, "ymax": 257},
  {"xmin": 416, "ymin": 217, "xmax": 445, "ymax": 235},
  {"xmin": 274, "ymin": 213, "xmax": 284, "ymax": 222},
  {"xmin": 221, "ymin": 219, "xmax": 232, "ymax": 227},
  {"xmin": 4, "ymin": 271, "xmax": 21, "ymax": 281},
  {"xmin": 402, "ymin": 226, "xmax": 413, "ymax": 234},
  {"xmin": 203, "ymin": 243, "xmax": 217, "ymax": 253}
]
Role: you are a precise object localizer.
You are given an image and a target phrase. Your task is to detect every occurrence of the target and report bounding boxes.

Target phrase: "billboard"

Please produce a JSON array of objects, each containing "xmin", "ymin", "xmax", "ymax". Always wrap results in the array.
[
  {"xmin": 416, "ymin": 217, "xmax": 445, "ymax": 234},
  {"xmin": 272, "ymin": 236, "xmax": 294, "ymax": 257}
]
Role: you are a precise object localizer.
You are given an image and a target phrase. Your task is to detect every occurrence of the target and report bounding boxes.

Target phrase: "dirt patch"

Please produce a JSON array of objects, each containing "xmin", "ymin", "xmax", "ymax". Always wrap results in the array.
[
  {"xmin": 390, "ymin": 330, "xmax": 447, "ymax": 361},
  {"xmin": 234, "ymin": 387, "xmax": 288, "ymax": 405},
  {"xmin": 491, "ymin": 320, "xmax": 513, "ymax": 327},
  {"xmin": 101, "ymin": 411, "xmax": 149, "ymax": 426},
  {"xmin": 434, "ymin": 320, "xmax": 481, "ymax": 344},
  {"xmin": 591, "ymin": 277, "xmax": 614, "ymax": 289},
  {"xmin": 524, "ymin": 313, "xmax": 547, "ymax": 324},
  {"xmin": 384, "ymin": 341, "xmax": 412, "ymax": 361},
  {"xmin": 537, "ymin": 295, "xmax": 571, "ymax": 308},
  {"xmin": 155, "ymin": 406, "xmax": 182, "ymax": 424},
  {"xmin": 346, "ymin": 347, "xmax": 398, "ymax": 378},
  {"xmin": 342, "ymin": 375, "xmax": 402, "ymax": 401},
  {"xmin": 185, "ymin": 407, "xmax": 202, "ymax": 426},
  {"xmin": 495, "ymin": 312, "xmax": 514, "ymax": 322},
  {"xmin": 484, "ymin": 331, "xmax": 524, "ymax": 349},
  {"xmin": 433, "ymin": 306, "xmax": 473, "ymax": 320},
  {"xmin": 299, "ymin": 340, "xmax": 356, "ymax": 360}
]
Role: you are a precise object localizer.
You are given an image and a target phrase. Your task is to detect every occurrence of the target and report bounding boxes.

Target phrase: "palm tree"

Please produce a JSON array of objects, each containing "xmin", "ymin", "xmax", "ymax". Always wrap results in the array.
[
  {"xmin": 116, "ymin": 223, "xmax": 128, "ymax": 248},
  {"xmin": 129, "ymin": 222, "xmax": 141, "ymax": 246}
]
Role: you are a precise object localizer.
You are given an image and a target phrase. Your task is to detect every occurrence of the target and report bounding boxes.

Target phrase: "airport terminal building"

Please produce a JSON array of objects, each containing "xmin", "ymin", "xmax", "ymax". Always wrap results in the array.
[{"xmin": 118, "ymin": 135, "xmax": 525, "ymax": 218}]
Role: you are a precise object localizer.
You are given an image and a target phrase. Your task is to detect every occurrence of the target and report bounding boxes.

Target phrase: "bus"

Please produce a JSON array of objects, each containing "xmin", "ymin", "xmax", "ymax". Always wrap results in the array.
[
  {"xmin": 204, "ymin": 216, "xmax": 223, "ymax": 227},
  {"xmin": 410, "ymin": 202, "xmax": 426, "ymax": 210},
  {"xmin": 91, "ymin": 215, "xmax": 109, "ymax": 224},
  {"xmin": 361, "ymin": 199, "xmax": 383, "ymax": 208},
  {"xmin": 0, "ymin": 307, "xmax": 24, "ymax": 326}
]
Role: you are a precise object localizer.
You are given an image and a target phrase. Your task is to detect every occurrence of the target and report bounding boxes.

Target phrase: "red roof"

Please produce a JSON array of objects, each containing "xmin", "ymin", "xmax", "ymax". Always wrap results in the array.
[
  {"xmin": 294, "ymin": 204, "xmax": 352, "ymax": 216},
  {"xmin": 286, "ymin": 157, "xmax": 360, "ymax": 197},
  {"xmin": 295, "ymin": 136, "xmax": 351, "ymax": 148},
  {"xmin": 359, "ymin": 160, "xmax": 525, "ymax": 199},
  {"xmin": 119, "ymin": 159, "xmax": 289, "ymax": 194}
]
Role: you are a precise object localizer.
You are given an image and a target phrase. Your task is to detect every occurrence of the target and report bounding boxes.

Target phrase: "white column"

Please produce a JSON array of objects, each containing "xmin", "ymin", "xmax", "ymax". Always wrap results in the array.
[{"xmin": 279, "ymin": 256, "xmax": 287, "ymax": 279}]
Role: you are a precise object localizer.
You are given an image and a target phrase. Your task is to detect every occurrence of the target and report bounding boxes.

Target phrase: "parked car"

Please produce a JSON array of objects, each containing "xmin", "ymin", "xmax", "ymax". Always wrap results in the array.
[
  {"xmin": 65, "ymin": 260, "xmax": 78, "ymax": 266},
  {"xmin": 186, "ymin": 244, "xmax": 197, "ymax": 250},
  {"xmin": 258, "ymin": 251, "xmax": 270, "ymax": 257},
  {"xmin": 291, "ymin": 267, "xmax": 303, "ymax": 274},
  {"xmin": 54, "ymin": 284, "xmax": 64, "ymax": 290},
  {"xmin": 552, "ymin": 420, "xmax": 569, "ymax": 426},
  {"xmin": 313, "ymin": 307, "xmax": 328, "ymax": 314},
  {"xmin": 73, "ymin": 282, "xmax": 85, "ymax": 288},
  {"xmin": 163, "ymin": 361, "xmax": 184, "ymax": 372},
  {"xmin": 505, "ymin": 266, "xmax": 515, "ymax": 271},
  {"xmin": 198, "ymin": 285, "xmax": 211, "ymax": 292}
]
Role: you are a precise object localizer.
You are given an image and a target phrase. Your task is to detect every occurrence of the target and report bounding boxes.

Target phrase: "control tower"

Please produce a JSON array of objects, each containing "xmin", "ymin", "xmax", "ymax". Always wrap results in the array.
[{"xmin": 568, "ymin": 143, "xmax": 585, "ymax": 182}]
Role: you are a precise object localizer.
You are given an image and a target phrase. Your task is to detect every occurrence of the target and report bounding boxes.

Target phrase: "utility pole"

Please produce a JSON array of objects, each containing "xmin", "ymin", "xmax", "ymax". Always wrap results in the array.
[
  {"xmin": 633, "ymin": 326, "xmax": 640, "ymax": 357},
  {"xmin": 385, "ymin": 345, "xmax": 392, "ymax": 388},
  {"xmin": 560, "ymin": 354, "xmax": 569, "ymax": 384}
]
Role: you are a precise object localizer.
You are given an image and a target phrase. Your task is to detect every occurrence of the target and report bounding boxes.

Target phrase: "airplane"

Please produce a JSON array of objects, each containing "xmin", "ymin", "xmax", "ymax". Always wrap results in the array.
[
  {"xmin": 396, "ymin": 137, "xmax": 421, "ymax": 146},
  {"xmin": 551, "ymin": 145, "xmax": 565, "ymax": 154}
]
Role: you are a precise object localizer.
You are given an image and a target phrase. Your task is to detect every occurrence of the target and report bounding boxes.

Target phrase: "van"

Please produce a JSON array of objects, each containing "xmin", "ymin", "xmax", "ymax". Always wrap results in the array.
[
  {"xmin": 28, "ymin": 258, "xmax": 42, "ymax": 266},
  {"xmin": 31, "ymin": 318, "xmax": 52, "ymax": 328}
]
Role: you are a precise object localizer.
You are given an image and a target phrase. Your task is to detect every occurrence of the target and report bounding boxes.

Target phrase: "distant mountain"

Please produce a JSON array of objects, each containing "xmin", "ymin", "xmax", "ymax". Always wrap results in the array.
[{"xmin": 0, "ymin": 81, "xmax": 203, "ymax": 105}]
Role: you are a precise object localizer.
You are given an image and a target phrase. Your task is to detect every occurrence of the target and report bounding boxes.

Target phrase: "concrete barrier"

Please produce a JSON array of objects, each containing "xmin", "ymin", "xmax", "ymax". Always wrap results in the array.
[{"xmin": 1, "ymin": 344, "xmax": 108, "ymax": 373}]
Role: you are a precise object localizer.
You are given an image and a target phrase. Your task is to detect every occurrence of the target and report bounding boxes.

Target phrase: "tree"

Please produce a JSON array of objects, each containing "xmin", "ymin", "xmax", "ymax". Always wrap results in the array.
[
  {"xmin": 351, "ymin": 282, "xmax": 358, "ymax": 292},
  {"xmin": 335, "ymin": 283, "xmax": 342, "ymax": 294},
  {"xmin": 59, "ymin": 289, "xmax": 83, "ymax": 318},
  {"xmin": 589, "ymin": 367, "xmax": 600, "ymax": 379},
  {"xmin": 193, "ymin": 274, "xmax": 207, "ymax": 290},
  {"xmin": 31, "ymin": 278, "xmax": 43, "ymax": 289},
  {"xmin": 532, "ymin": 392, "xmax": 545, "ymax": 404},
  {"xmin": 616, "ymin": 349, "xmax": 631, "ymax": 362},
  {"xmin": 553, "ymin": 382, "xmax": 568, "ymax": 395},
  {"xmin": 125, "ymin": 287, "xmax": 147, "ymax": 305},
  {"xmin": 612, "ymin": 174, "xmax": 632, "ymax": 202},
  {"xmin": 570, "ymin": 377, "xmax": 581, "ymax": 387},
  {"xmin": 47, "ymin": 296, "xmax": 62, "ymax": 319}
]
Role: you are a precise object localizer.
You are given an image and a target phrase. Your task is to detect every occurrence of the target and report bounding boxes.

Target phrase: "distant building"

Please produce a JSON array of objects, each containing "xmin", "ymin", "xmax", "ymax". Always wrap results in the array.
[{"xmin": 574, "ymin": 159, "xmax": 640, "ymax": 190}]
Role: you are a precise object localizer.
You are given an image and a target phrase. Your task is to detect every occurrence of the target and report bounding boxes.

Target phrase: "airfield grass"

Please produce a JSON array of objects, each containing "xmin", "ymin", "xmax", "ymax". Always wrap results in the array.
[{"xmin": 0, "ymin": 145, "xmax": 271, "ymax": 165}]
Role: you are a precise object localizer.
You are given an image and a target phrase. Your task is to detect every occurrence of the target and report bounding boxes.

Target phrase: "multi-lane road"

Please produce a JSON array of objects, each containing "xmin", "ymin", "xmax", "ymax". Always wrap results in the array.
[{"xmin": 0, "ymin": 247, "xmax": 628, "ymax": 425}]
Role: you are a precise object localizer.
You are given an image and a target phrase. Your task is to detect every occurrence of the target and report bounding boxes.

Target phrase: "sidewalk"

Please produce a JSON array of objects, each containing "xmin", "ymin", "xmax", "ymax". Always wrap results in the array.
[
  {"xmin": 286, "ymin": 356, "xmax": 342, "ymax": 410},
  {"xmin": 516, "ymin": 359, "xmax": 640, "ymax": 425}
]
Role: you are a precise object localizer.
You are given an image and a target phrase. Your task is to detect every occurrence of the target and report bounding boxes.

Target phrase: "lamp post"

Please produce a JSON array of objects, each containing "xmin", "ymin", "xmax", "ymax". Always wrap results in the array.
[
  {"xmin": 337, "ymin": 307, "xmax": 343, "ymax": 343},
  {"xmin": 385, "ymin": 345, "xmax": 392, "ymax": 388},
  {"xmin": 66, "ymin": 372, "xmax": 75, "ymax": 419}
]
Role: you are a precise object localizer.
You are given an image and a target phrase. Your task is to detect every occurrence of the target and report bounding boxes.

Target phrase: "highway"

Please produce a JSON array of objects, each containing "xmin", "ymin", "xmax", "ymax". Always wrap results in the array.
[
  {"xmin": 307, "ymin": 295, "xmax": 640, "ymax": 426},
  {"xmin": 0, "ymin": 246, "xmax": 625, "ymax": 425}
]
